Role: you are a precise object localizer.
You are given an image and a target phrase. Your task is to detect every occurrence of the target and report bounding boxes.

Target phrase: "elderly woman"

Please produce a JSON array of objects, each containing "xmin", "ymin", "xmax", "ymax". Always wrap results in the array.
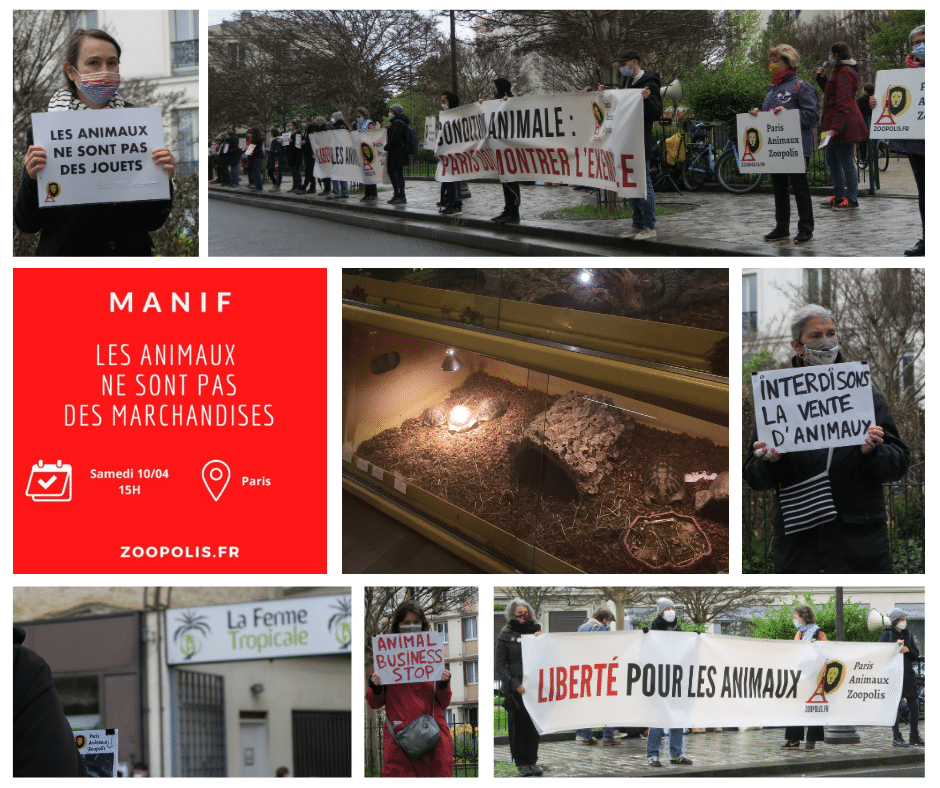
[
  {"xmin": 743, "ymin": 304, "xmax": 910, "ymax": 573},
  {"xmin": 749, "ymin": 45, "xmax": 819, "ymax": 244},
  {"xmin": 366, "ymin": 600, "xmax": 453, "ymax": 777},
  {"xmin": 495, "ymin": 598, "xmax": 543, "ymax": 776},
  {"xmin": 781, "ymin": 605, "xmax": 827, "ymax": 751},
  {"xmin": 14, "ymin": 28, "xmax": 175, "ymax": 256}
]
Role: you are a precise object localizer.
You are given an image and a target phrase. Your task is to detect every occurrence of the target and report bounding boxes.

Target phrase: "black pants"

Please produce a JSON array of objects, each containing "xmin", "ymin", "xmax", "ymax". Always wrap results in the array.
[
  {"xmin": 770, "ymin": 167, "xmax": 813, "ymax": 235},
  {"xmin": 302, "ymin": 153, "xmax": 314, "ymax": 190},
  {"xmin": 784, "ymin": 726, "xmax": 824, "ymax": 743},
  {"xmin": 501, "ymin": 182, "xmax": 521, "ymax": 216},
  {"xmin": 441, "ymin": 181, "xmax": 461, "ymax": 207},
  {"xmin": 908, "ymin": 153, "xmax": 924, "ymax": 236},
  {"xmin": 388, "ymin": 167, "xmax": 406, "ymax": 198},
  {"xmin": 506, "ymin": 693, "xmax": 539, "ymax": 767},
  {"xmin": 893, "ymin": 674, "xmax": 920, "ymax": 739}
]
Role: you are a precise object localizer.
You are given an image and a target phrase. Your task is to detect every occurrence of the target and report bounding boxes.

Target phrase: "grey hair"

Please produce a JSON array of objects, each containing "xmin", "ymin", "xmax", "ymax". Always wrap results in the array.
[
  {"xmin": 790, "ymin": 304, "xmax": 835, "ymax": 343},
  {"xmin": 909, "ymin": 25, "xmax": 925, "ymax": 49},
  {"xmin": 505, "ymin": 597, "xmax": 533, "ymax": 622}
]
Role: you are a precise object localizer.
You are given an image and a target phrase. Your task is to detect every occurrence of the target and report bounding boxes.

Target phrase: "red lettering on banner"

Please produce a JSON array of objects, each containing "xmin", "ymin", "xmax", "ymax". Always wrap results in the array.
[
  {"xmin": 570, "ymin": 665, "xmax": 580, "ymax": 699},
  {"xmin": 620, "ymin": 154, "xmax": 637, "ymax": 187},
  {"xmin": 495, "ymin": 149, "xmax": 505, "ymax": 175},
  {"xmin": 581, "ymin": 664, "xmax": 593, "ymax": 697},
  {"xmin": 575, "ymin": 148, "xmax": 583, "ymax": 178},
  {"xmin": 557, "ymin": 666, "xmax": 568, "ymax": 700},
  {"xmin": 557, "ymin": 148, "xmax": 570, "ymax": 177},
  {"xmin": 505, "ymin": 150, "xmax": 518, "ymax": 175},
  {"xmin": 607, "ymin": 662, "xmax": 618, "ymax": 696},
  {"xmin": 594, "ymin": 663, "xmax": 607, "ymax": 696},
  {"xmin": 535, "ymin": 148, "xmax": 549, "ymax": 172},
  {"xmin": 549, "ymin": 667, "xmax": 554, "ymax": 701},
  {"xmin": 538, "ymin": 668, "xmax": 548, "ymax": 703},
  {"xmin": 547, "ymin": 149, "xmax": 560, "ymax": 175},
  {"xmin": 587, "ymin": 148, "xmax": 595, "ymax": 179}
]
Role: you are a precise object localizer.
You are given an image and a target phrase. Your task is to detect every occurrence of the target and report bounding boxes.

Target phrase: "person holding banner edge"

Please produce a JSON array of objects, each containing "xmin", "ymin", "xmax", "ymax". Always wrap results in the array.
[
  {"xmin": 748, "ymin": 44, "xmax": 819, "ymax": 244},
  {"xmin": 478, "ymin": 79, "xmax": 522, "ymax": 223},
  {"xmin": 878, "ymin": 608, "xmax": 923, "ymax": 747},
  {"xmin": 781, "ymin": 605, "xmax": 827, "ymax": 751},
  {"xmin": 15, "ymin": 28, "xmax": 175, "ymax": 256},
  {"xmin": 644, "ymin": 599, "xmax": 693, "ymax": 767},
  {"xmin": 744, "ymin": 304, "xmax": 910, "ymax": 574},
  {"xmin": 574, "ymin": 608, "xmax": 620, "ymax": 746},
  {"xmin": 496, "ymin": 598, "xmax": 544, "ymax": 776},
  {"xmin": 366, "ymin": 600, "xmax": 453, "ymax": 777}
]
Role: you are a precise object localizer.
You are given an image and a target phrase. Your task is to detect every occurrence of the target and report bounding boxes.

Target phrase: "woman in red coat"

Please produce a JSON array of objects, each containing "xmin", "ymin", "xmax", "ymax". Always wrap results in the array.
[
  {"xmin": 815, "ymin": 41, "xmax": 868, "ymax": 210},
  {"xmin": 367, "ymin": 600, "xmax": 453, "ymax": 777}
]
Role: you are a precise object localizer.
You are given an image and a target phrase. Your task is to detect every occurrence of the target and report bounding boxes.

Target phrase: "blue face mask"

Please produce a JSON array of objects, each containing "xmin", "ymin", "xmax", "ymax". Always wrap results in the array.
[
  {"xmin": 912, "ymin": 42, "xmax": 925, "ymax": 59},
  {"xmin": 619, "ymin": 65, "xmax": 632, "ymax": 76},
  {"xmin": 490, "ymin": 88, "xmax": 497, "ymax": 98}
]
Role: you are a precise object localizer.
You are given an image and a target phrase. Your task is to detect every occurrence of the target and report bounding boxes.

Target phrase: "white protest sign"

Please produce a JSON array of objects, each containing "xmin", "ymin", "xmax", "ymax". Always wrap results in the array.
[
  {"xmin": 424, "ymin": 115, "xmax": 438, "ymax": 150},
  {"xmin": 352, "ymin": 129, "xmax": 390, "ymax": 185},
  {"xmin": 32, "ymin": 107, "xmax": 170, "ymax": 208},
  {"xmin": 312, "ymin": 130, "xmax": 332, "ymax": 179},
  {"xmin": 75, "ymin": 728, "xmax": 118, "ymax": 777},
  {"xmin": 871, "ymin": 68, "xmax": 924, "ymax": 138},
  {"xmin": 521, "ymin": 631, "xmax": 902, "ymax": 732},
  {"xmin": 751, "ymin": 361, "xmax": 876, "ymax": 453},
  {"xmin": 736, "ymin": 109, "xmax": 805, "ymax": 173},
  {"xmin": 372, "ymin": 630, "xmax": 445, "ymax": 685}
]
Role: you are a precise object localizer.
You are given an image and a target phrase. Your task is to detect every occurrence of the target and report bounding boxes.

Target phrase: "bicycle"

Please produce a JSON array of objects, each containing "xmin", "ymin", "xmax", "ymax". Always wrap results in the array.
[
  {"xmin": 682, "ymin": 121, "xmax": 765, "ymax": 194},
  {"xmin": 856, "ymin": 139, "xmax": 889, "ymax": 172}
]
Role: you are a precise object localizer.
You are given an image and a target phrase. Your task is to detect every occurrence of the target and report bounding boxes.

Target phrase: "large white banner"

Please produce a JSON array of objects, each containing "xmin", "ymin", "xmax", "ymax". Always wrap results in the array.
[
  {"xmin": 434, "ymin": 91, "xmax": 647, "ymax": 197},
  {"xmin": 751, "ymin": 361, "xmax": 876, "ymax": 453},
  {"xmin": 312, "ymin": 129, "xmax": 390, "ymax": 184},
  {"xmin": 32, "ymin": 107, "xmax": 170, "ymax": 208},
  {"xmin": 166, "ymin": 593, "xmax": 351, "ymax": 664},
  {"xmin": 871, "ymin": 68, "xmax": 924, "ymax": 139},
  {"xmin": 736, "ymin": 109, "xmax": 805, "ymax": 173},
  {"xmin": 522, "ymin": 631, "xmax": 902, "ymax": 732},
  {"xmin": 353, "ymin": 129, "xmax": 390, "ymax": 185}
]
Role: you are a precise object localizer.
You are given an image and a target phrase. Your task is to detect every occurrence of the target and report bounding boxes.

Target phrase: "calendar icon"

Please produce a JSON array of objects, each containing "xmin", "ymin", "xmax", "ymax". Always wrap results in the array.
[{"xmin": 25, "ymin": 459, "xmax": 73, "ymax": 502}]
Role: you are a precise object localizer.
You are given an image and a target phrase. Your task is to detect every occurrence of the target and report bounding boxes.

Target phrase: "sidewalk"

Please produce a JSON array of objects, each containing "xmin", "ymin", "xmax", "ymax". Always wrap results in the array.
[
  {"xmin": 494, "ymin": 723, "xmax": 925, "ymax": 777},
  {"xmin": 209, "ymin": 163, "xmax": 921, "ymax": 257}
]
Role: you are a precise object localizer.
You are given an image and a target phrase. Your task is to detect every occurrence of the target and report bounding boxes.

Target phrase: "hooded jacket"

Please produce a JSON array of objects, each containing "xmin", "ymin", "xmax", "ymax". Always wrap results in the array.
[
  {"xmin": 384, "ymin": 112, "xmax": 412, "ymax": 168},
  {"xmin": 815, "ymin": 60, "xmax": 869, "ymax": 145},
  {"xmin": 879, "ymin": 625, "xmax": 919, "ymax": 676},
  {"xmin": 760, "ymin": 70, "xmax": 820, "ymax": 158},
  {"xmin": 743, "ymin": 352, "xmax": 910, "ymax": 573},
  {"xmin": 618, "ymin": 69, "xmax": 662, "ymax": 159}
]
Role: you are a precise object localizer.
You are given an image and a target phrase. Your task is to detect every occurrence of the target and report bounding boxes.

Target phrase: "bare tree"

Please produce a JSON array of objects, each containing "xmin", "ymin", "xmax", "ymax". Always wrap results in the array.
[
  {"xmin": 645, "ymin": 587, "xmax": 776, "ymax": 625},
  {"xmin": 592, "ymin": 587, "xmax": 645, "ymax": 630}
]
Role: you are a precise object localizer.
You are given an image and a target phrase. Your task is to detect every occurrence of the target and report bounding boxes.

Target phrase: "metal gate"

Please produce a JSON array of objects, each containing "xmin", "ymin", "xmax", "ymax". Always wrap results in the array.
[
  {"xmin": 172, "ymin": 669, "xmax": 226, "ymax": 776},
  {"xmin": 292, "ymin": 710, "xmax": 351, "ymax": 777}
]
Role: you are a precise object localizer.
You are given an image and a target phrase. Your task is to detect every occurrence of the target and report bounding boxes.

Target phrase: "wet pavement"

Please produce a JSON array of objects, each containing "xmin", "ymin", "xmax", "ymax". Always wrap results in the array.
[
  {"xmin": 494, "ymin": 722, "xmax": 925, "ymax": 777},
  {"xmin": 209, "ymin": 161, "xmax": 921, "ymax": 257}
]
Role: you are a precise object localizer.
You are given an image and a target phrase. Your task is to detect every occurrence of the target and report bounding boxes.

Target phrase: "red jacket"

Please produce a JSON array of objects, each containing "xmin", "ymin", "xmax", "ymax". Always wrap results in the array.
[
  {"xmin": 816, "ymin": 63, "xmax": 869, "ymax": 145},
  {"xmin": 367, "ymin": 673, "xmax": 453, "ymax": 777}
]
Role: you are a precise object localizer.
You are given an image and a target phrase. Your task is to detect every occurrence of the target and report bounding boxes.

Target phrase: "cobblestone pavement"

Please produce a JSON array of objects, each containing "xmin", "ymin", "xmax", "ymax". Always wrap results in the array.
[
  {"xmin": 212, "ymin": 160, "xmax": 921, "ymax": 257},
  {"xmin": 494, "ymin": 722, "xmax": 926, "ymax": 777}
]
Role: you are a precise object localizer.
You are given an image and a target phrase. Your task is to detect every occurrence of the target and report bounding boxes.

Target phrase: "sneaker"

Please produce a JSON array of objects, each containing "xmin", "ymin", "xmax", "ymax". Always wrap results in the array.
[
  {"xmin": 794, "ymin": 231, "xmax": 813, "ymax": 244},
  {"xmin": 780, "ymin": 740, "xmax": 800, "ymax": 749},
  {"xmin": 670, "ymin": 756, "xmax": 693, "ymax": 765},
  {"xmin": 490, "ymin": 211, "xmax": 508, "ymax": 222},
  {"xmin": 619, "ymin": 226, "xmax": 643, "ymax": 239},
  {"xmin": 576, "ymin": 736, "xmax": 596, "ymax": 745},
  {"xmin": 764, "ymin": 227, "xmax": 789, "ymax": 241},
  {"xmin": 892, "ymin": 735, "xmax": 910, "ymax": 748},
  {"xmin": 326, "ymin": 194, "xmax": 337, "ymax": 199},
  {"xmin": 819, "ymin": 196, "xmax": 838, "ymax": 208},
  {"xmin": 648, "ymin": 758, "xmax": 663, "ymax": 767},
  {"xmin": 634, "ymin": 228, "xmax": 657, "ymax": 241},
  {"xmin": 517, "ymin": 765, "xmax": 533, "ymax": 776},
  {"xmin": 441, "ymin": 205, "xmax": 462, "ymax": 216},
  {"xmin": 910, "ymin": 734, "xmax": 925, "ymax": 746},
  {"xmin": 529, "ymin": 764, "xmax": 544, "ymax": 776},
  {"xmin": 904, "ymin": 239, "xmax": 925, "ymax": 256},
  {"xmin": 831, "ymin": 198, "xmax": 852, "ymax": 209},
  {"xmin": 805, "ymin": 741, "xmax": 816, "ymax": 751},
  {"xmin": 493, "ymin": 213, "xmax": 519, "ymax": 224},
  {"xmin": 601, "ymin": 738, "xmax": 621, "ymax": 746}
]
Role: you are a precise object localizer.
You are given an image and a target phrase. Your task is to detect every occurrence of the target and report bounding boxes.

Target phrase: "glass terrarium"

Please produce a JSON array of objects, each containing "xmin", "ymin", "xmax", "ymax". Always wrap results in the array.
[{"xmin": 343, "ymin": 271, "xmax": 729, "ymax": 574}]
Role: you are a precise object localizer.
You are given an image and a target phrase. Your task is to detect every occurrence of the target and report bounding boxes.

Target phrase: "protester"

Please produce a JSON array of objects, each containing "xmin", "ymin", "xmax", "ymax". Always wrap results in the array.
[
  {"xmin": 229, "ymin": 132, "xmax": 243, "ymax": 186},
  {"xmin": 749, "ymin": 44, "xmax": 819, "ymax": 244},
  {"xmin": 438, "ymin": 91, "xmax": 463, "ymax": 216},
  {"xmin": 495, "ymin": 597, "xmax": 544, "ymax": 776},
  {"xmin": 208, "ymin": 137, "xmax": 217, "ymax": 182},
  {"xmin": 815, "ymin": 42, "xmax": 868, "ymax": 210},
  {"xmin": 366, "ymin": 600, "xmax": 453, "ymax": 777},
  {"xmin": 301, "ymin": 115, "xmax": 315, "ymax": 193},
  {"xmin": 780, "ymin": 605, "xmax": 827, "ymax": 751},
  {"xmin": 246, "ymin": 127, "xmax": 265, "ymax": 192},
  {"xmin": 327, "ymin": 111, "xmax": 350, "ymax": 199},
  {"xmin": 644, "ymin": 599, "xmax": 693, "ymax": 767},
  {"xmin": 355, "ymin": 107, "xmax": 379, "ymax": 202},
  {"xmin": 744, "ymin": 303, "xmax": 910, "ymax": 573},
  {"xmin": 856, "ymin": 83, "xmax": 875, "ymax": 164},
  {"xmin": 575, "ymin": 608, "xmax": 620, "ymax": 747},
  {"xmin": 879, "ymin": 608, "xmax": 923, "ymax": 747},
  {"xmin": 14, "ymin": 626, "xmax": 85, "ymax": 776},
  {"xmin": 384, "ymin": 103, "xmax": 411, "ymax": 204},
  {"xmin": 871, "ymin": 25, "xmax": 924, "ymax": 255},
  {"xmin": 285, "ymin": 119, "xmax": 304, "ymax": 193},
  {"xmin": 478, "ymin": 79, "xmax": 521, "ymax": 222},
  {"xmin": 14, "ymin": 28, "xmax": 175, "ymax": 256},
  {"xmin": 311, "ymin": 116, "xmax": 332, "ymax": 196},
  {"xmin": 267, "ymin": 128, "xmax": 284, "ymax": 192}
]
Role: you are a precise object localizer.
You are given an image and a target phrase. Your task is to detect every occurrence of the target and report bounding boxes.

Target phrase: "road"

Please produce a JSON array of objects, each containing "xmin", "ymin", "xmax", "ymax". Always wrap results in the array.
[{"xmin": 209, "ymin": 199, "xmax": 509, "ymax": 257}]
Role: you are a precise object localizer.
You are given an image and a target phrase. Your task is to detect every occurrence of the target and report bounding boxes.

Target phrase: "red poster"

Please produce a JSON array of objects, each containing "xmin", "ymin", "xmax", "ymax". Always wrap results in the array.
[{"xmin": 14, "ymin": 268, "xmax": 325, "ymax": 573}]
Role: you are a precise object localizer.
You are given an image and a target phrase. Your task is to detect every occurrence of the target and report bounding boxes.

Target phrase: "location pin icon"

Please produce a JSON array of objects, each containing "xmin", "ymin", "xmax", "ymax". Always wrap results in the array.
[{"xmin": 202, "ymin": 460, "xmax": 231, "ymax": 501}]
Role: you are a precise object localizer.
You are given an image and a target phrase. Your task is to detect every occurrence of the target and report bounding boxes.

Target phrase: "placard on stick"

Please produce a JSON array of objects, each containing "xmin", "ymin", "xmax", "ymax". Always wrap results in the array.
[
  {"xmin": 372, "ymin": 631, "xmax": 445, "ymax": 685},
  {"xmin": 751, "ymin": 361, "xmax": 876, "ymax": 453},
  {"xmin": 871, "ymin": 68, "xmax": 924, "ymax": 139},
  {"xmin": 75, "ymin": 729, "xmax": 118, "ymax": 778},
  {"xmin": 32, "ymin": 107, "xmax": 170, "ymax": 208}
]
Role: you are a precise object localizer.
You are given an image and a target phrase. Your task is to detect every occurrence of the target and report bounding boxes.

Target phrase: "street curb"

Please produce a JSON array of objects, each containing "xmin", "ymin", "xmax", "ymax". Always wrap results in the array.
[{"xmin": 208, "ymin": 186, "xmax": 759, "ymax": 257}]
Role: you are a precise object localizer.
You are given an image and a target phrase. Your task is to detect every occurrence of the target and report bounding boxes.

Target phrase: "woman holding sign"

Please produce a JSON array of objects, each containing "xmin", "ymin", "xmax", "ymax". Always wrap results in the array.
[
  {"xmin": 748, "ymin": 45, "xmax": 819, "ymax": 244},
  {"xmin": 744, "ymin": 304, "xmax": 910, "ymax": 574},
  {"xmin": 14, "ymin": 28, "xmax": 175, "ymax": 256},
  {"xmin": 495, "ymin": 598, "xmax": 544, "ymax": 776},
  {"xmin": 367, "ymin": 600, "xmax": 453, "ymax": 777},
  {"xmin": 780, "ymin": 605, "xmax": 827, "ymax": 751}
]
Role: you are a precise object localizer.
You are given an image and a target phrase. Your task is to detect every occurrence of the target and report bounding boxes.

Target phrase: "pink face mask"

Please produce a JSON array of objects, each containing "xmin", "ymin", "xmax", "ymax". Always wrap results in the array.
[{"xmin": 73, "ymin": 70, "xmax": 121, "ymax": 104}]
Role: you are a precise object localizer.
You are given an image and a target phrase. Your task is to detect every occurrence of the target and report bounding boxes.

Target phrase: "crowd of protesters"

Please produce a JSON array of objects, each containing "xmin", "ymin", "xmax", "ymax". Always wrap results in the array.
[{"xmin": 209, "ymin": 24, "xmax": 923, "ymax": 254}]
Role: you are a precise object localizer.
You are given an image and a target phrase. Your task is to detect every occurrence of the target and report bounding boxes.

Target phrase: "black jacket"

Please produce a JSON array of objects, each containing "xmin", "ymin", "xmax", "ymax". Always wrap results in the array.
[
  {"xmin": 618, "ymin": 70, "xmax": 662, "ymax": 160},
  {"xmin": 744, "ymin": 353, "xmax": 910, "ymax": 573},
  {"xmin": 385, "ymin": 114, "xmax": 412, "ymax": 169},
  {"xmin": 14, "ymin": 124, "xmax": 172, "ymax": 257},
  {"xmin": 879, "ymin": 626, "xmax": 920, "ymax": 677},
  {"xmin": 495, "ymin": 621, "xmax": 541, "ymax": 695},
  {"xmin": 650, "ymin": 614, "xmax": 679, "ymax": 631},
  {"xmin": 14, "ymin": 626, "xmax": 84, "ymax": 776},
  {"xmin": 285, "ymin": 129, "xmax": 303, "ymax": 167}
]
